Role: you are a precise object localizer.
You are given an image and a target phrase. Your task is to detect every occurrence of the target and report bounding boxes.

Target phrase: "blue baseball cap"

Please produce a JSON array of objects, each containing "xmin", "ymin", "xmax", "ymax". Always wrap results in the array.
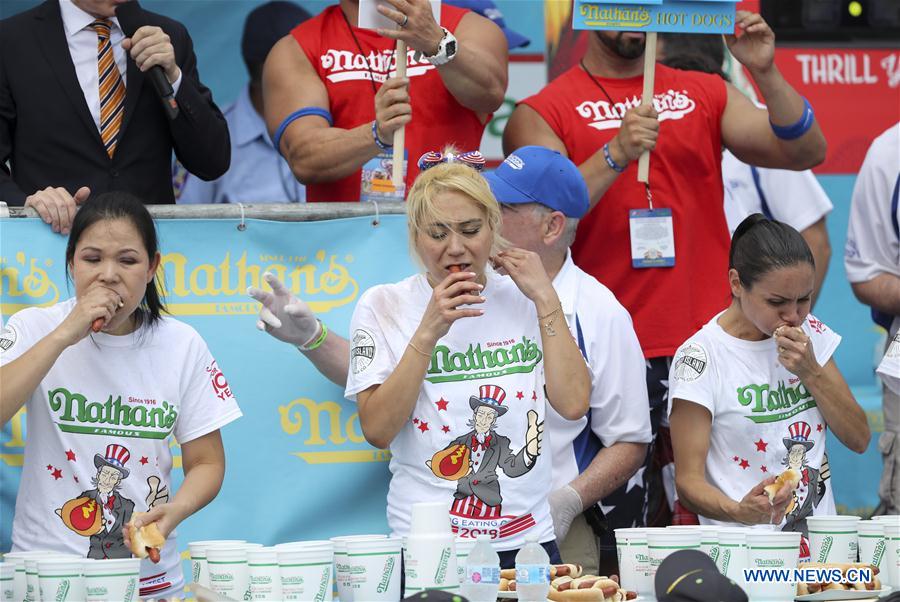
[
  {"xmin": 446, "ymin": 0, "xmax": 530, "ymax": 49},
  {"xmin": 484, "ymin": 146, "xmax": 589, "ymax": 218}
]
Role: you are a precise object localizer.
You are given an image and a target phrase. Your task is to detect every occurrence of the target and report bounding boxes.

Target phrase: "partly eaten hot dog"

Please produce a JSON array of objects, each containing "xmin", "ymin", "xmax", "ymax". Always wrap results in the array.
[{"xmin": 126, "ymin": 512, "xmax": 165, "ymax": 563}]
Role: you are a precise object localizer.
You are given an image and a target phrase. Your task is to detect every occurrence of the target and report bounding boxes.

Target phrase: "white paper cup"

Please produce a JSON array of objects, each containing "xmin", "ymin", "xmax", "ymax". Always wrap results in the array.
[
  {"xmin": 37, "ymin": 559, "xmax": 84, "ymax": 602},
  {"xmin": 806, "ymin": 515, "xmax": 860, "ymax": 564},
  {"xmin": 345, "ymin": 537, "xmax": 401, "ymax": 602},
  {"xmin": 189, "ymin": 540, "xmax": 246, "ymax": 588},
  {"xmin": 20, "ymin": 555, "xmax": 78, "ymax": 602},
  {"xmin": 858, "ymin": 520, "xmax": 886, "ymax": 569},
  {"xmin": 1, "ymin": 562, "xmax": 14, "ymax": 602},
  {"xmin": 744, "ymin": 531, "xmax": 801, "ymax": 602},
  {"xmin": 881, "ymin": 521, "xmax": 900, "ymax": 588},
  {"xmin": 3, "ymin": 552, "xmax": 56, "ymax": 602},
  {"xmin": 716, "ymin": 528, "xmax": 749, "ymax": 585},
  {"xmin": 248, "ymin": 547, "xmax": 282, "ymax": 601},
  {"xmin": 614, "ymin": 528, "xmax": 652, "ymax": 596},
  {"xmin": 404, "ymin": 533, "xmax": 458, "ymax": 594},
  {"xmin": 454, "ymin": 538, "xmax": 477, "ymax": 585},
  {"xmin": 83, "ymin": 557, "xmax": 141, "ymax": 602},
  {"xmin": 409, "ymin": 501, "xmax": 452, "ymax": 537},
  {"xmin": 330, "ymin": 534, "xmax": 386, "ymax": 602},
  {"xmin": 207, "ymin": 546, "xmax": 251, "ymax": 601},
  {"xmin": 1, "ymin": 557, "xmax": 24, "ymax": 602},
  {"xmin": 278, "ymin": 543, "xmax": 334, "ymax": 601},
  {"xmin": 646, "ymin": 527, "xmax": 701, "ymax": 581},
  {"xmin": 666, "ymin": 525, "xmax": 719, "ymax": 563}
]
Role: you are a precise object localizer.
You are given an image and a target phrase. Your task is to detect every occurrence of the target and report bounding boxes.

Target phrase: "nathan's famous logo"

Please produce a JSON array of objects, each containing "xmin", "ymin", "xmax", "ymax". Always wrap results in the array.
[
  {"xmin": 48, "ymin": 387, "xmax": 178, "ymax": 439},
  {"xmin": 579, "ymin": 3, "xmax": 651, "ymax": 28},
  {"xmin": 737, "ymin": 380, "xmax": 816, "ymax": 424},
  {"xmin": 434, "ymin": 547, "xmax": 451, "ymax": 584},
  {"xmin": 577, "ymin": 89, "xmax": 697, "ymax": 132},
  {"xmin": 818, "ymin": 536, "xmax": 834, "ymax": 562},
  {"xmin": 425, "ymin": 337, "xmax": 543, "ymax": 384},
  {"xmin": 280, "ymin": 396, "xmax": 390, "ymax": 464},
  {"xmin": 377, "ymin": 557, "xmax": 396, "ymax": 594},
  {"xmin": 0, "ymin": 251, "xmax": 61, "ymax": 312},
  {"xmin": 1, "ymin": 250, "xmax": 358, "ymax": 317},
  {"xmin": 321, "ymin": 48, "xmax": 435, "ymax": 83},
  {"xmin": 315, "ymin": 566, "xmax": 331, "ymax": 602}
]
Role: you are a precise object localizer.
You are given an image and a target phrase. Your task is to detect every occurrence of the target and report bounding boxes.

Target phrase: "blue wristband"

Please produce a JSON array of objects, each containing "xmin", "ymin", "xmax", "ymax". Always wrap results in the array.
[
  {"xmin": 372, "ymin": 121, "xmax": 392, "ymax": 151},
  {"xmin": 603, "ymin": 142, "xmax": 625, "ymax": 173},
  {"xmin": 273, "ymin": 107, "xmax": 333, "ymax": 153},
  {"xmin": 769, "ymin": 97, "xmax": 815, "ymax": 140}
]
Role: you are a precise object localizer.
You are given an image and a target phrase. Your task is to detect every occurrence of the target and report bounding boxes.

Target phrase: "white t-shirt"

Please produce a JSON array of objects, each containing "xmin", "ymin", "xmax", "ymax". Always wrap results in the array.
[
  {"xmin": 668, "ymin": 312, "xmax": 840, "ymax": 537},
  {"xmin": 545, "ymin": 253, "xmax": 651, "ymax": 492},
  {"xmin": 845, "ymin": 123, "xmax": 900, "ymax": 338},
  {"xmin": 880, "ymin": 333, "xmax": 900, "ymax": 396},
  {"xmin": 345, "ymin": 271, "xmax": 555, "ymax": 550},
  {"xmin": 0, "ymin": 299, "xmax": 242, "ymax": 599},
  {"xmin": 721, "ymin": 150, "xmax": 833, "ymax": 235}
]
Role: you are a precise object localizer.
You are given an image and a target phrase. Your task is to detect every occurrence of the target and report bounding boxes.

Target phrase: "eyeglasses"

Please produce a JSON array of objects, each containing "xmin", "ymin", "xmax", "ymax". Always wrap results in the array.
[{"xmin": 417, "ymin": 150, "xmax": 485, "ymax": 172}]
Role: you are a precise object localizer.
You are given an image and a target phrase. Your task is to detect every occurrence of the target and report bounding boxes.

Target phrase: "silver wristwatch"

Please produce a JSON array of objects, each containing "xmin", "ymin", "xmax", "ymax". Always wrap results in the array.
[{"xmin": 421, "ymin": 27, "xmax": 458, "ymax": 66}]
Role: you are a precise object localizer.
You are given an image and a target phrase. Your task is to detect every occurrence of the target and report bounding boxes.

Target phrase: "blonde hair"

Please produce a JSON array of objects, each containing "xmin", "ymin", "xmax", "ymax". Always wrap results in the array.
[{"xmin": 406, "ymin": 157, "xmax": 504, "ymax": 264}]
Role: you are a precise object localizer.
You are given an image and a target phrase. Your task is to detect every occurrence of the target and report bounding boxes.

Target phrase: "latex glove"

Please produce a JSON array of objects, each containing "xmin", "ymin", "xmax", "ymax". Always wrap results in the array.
[
  {"xmin": 248, "ymin": 272, "xmax": 319, "ymax": 347},
  {"xmin": 549, "ymin": 484, "xmax": 583, "ymax": 542}
]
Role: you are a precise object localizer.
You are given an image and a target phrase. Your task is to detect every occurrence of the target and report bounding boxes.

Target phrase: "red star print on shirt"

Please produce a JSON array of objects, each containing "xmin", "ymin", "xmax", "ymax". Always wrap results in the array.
[
  {"xmin": 413, "ymin": 418, "xmax": 419, "ymax": 424},
  {"xmin": 139, "ymin": 457, "xmax": 149, "ymax": 465},
  {"xmin": 51, "ymin": 468, "xmax": 63, "ymax": 480},
  {"xmin": 435, "ymin": 398, "xmax": 449, "ymax": 411},
  {"xmin": 531, "ymin": 391, "xmax": 537, "ymax": 401},
  {"xmin": 755, "ymin": 439, "xmax": 768, "ymax": 452},
  {"xmin": 761, "ymin": 466, "xmax": 768, "ymax": 473},
  {"xmin": 65, "ymin": 450, "xmax": 76, "ymax": 462},
  {"xmin": 516, "ymin": 391, "xmax": 524, "ymax": 400},
  {"xmin": 441, "ymin": 425, "xmax": 450, "ymax": 433},
  {"xmin": 739, "ymin": 459, "xmax": 750, "ymax": 470},
  {"xmin": 733, "ymin": 456, "xmax": 739, "ymax": 462},
  {"xmin": 46, "ymin": 464, "xmax": 53, "ymax": 471},
  {"xmin": 418, "ymin": 422, "xmax": 429, "ymax": 433},
  {"xmin": 817, "ymin": 424, "xmax": 824, "ymax": 432}
]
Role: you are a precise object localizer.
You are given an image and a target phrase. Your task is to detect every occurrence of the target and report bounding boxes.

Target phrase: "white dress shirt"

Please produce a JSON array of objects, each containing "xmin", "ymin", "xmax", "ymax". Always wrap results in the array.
[{"xmin": 58, "ymin": 0, "xmax": 181, "ymax": 132}]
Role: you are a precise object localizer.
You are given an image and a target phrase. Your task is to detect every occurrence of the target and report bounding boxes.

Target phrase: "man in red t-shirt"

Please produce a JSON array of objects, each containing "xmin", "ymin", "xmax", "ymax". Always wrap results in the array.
[
  {"xmin": 263, "ymin": 0, "xmax": 508, "ymax": 202},
  {"xmin": 503, "ymin": 11, "xmax": 826, "ymax": 570}
]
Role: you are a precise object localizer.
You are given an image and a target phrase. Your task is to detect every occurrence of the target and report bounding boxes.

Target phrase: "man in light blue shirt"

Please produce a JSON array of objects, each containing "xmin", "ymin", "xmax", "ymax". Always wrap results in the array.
[{"xmin": 175, "ymin": 1, "xmax": 310, "ymax": 204}]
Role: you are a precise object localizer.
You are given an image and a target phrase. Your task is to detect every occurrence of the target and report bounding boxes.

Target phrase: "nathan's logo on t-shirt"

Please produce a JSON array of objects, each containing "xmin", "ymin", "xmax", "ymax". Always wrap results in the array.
[
  {"xmin": 48, "ymin": 387, "xmax": 178, "ymax": 439},
  {"xmin": 424, "ymin": 337, "xmax": 542, "ymax": 384},
  {"xmin": 320, "ymin": 48, "xmax": 435, "ymax": 83},
  {"xmin": 737, "ymin": 380, "xmax": 816, "ymax": 424},
  {"xmin": 576, "ymin": 89, "xmax": 697, "ymax": 131}
]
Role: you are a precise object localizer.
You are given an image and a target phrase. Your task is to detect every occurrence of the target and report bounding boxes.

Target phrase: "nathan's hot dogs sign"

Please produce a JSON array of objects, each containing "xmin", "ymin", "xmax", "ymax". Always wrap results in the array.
[{"xmin": 573, "ymin": 0, "xmax": 736, "ymax": 34}]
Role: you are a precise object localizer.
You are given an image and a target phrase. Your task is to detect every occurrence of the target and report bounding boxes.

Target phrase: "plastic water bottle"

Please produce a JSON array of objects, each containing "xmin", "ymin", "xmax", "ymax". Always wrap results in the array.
[
  {"xmin": 461, "ymin": 535, "xmax": 500, "ymax": 602},
  {"xmin": 515, "ymin": 534, "xmax": 550, "ymax": 602}
]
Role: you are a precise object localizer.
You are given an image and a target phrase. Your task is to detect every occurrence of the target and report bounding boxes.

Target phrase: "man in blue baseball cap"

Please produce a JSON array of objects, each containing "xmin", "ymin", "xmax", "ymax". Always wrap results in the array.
[{"xmin": 485, "ymin": 146, "xmax": 652, "ymax": 574}]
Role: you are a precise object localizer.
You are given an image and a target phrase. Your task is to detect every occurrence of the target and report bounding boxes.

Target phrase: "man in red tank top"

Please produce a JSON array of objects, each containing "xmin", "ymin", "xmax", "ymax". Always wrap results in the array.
[
  {"xmin": 503, "ymin": 11, "xmax": 826, "ymax": 573},
  {"xmin": 263, "ymin": 0, "xmax": 508, "ymax": 202}
]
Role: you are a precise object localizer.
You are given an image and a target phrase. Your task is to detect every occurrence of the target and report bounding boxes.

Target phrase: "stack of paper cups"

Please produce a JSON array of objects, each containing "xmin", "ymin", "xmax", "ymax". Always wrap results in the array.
[
  {"xmin": 454, "ymin": 538, "xmax": 477, "ymax": 585},
  {"xmin": 744, "ymin": 531, "xmax": 801, "ymax": 602},
  {"xmin": 0, "ymin": 556, "xmax": 25, "ymax": 602},
  {"xmin": 879, "ymin": 517, "xmax": 900, "ymax": 588},
  {"xmin": 2, "ymin": 551, "xmax": 52, "ymax": 602},
  {"xmin": 614, "ymin": 528, "xmax": 652, "ymax": 597},
  {"xmin": 330, "ymin": 535, "xmax": 386, "ymax": 601},
  {"xmin": 646, "ymin": 527, "xmax": 700, "ymax": 580},
  {"xmin": 37, "ymin": 558, "xmax": 84, "ymax": 602},
  {"xmin": 346, "ymin": 537, "xmax": 402, "ymax": 602},
  {"xmin": 188, "ymin": 540, "xmax": 246, "ymax": 588},
  {"xmin": 404, "ymin": 501, "xmax": 459, "ymax": 595},
  {"xmin": 716, "ymin": 528, "xmax": 749, "ymax": 586},
  {"xmin": 806, "ymin": 516, "xmax": 860, "ymax": 564},
  {"xmin": 248, "ymin": 547, "xmax": 282, "ymax": 601},
  {"xmin": 18, "ymin": 554, "xmax": 79, "ymax": 602},
  {"xmin": 276, "ymin": 541, "xmax": 334, "ymax": 601},
  {"xmin": 857, "ymin": 520, "xmax": 885, "ymax": 569},
  {"xmin": 83, "ymin": 557, "xmax": 141, "ymax": 602},
  {"xmin": 666, "ymin": 525, "xmax": 719, "ymax": 563},
  {"xmin": 207, "ymin": 546, "xmax": 251, "ymax": 601}
]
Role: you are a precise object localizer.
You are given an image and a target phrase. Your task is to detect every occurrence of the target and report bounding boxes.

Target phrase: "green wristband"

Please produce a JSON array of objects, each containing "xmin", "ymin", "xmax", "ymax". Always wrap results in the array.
[{"xmin": 298, "ymin": 321, "xmax": 328, "ymax": 351}]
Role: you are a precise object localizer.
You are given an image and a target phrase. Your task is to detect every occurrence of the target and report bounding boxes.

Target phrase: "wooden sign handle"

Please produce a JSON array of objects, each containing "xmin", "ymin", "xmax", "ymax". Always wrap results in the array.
[
  {"xmin": 637, "ymin": 32, "xmax": 657, "ymax": 184},
  {"xmin": 392, "ymin": 40, "xmax": 407, "ymax": 187}
]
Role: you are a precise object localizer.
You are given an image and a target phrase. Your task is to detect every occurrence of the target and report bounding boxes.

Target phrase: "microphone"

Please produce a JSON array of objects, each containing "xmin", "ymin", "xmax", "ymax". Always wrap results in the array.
[{"xmin": 115, "ymin": 0, "xmax": 179, "ymax": 120}]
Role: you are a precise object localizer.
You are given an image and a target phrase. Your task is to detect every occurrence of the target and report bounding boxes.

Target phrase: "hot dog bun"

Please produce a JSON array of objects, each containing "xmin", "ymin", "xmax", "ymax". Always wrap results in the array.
[
  {"xmin": 127, "ymin": 513, "xmax": 165, "ymax": 561},
  {"xmin": 763, "ymin": 468, "xmax": 801, "ymax": 502}
]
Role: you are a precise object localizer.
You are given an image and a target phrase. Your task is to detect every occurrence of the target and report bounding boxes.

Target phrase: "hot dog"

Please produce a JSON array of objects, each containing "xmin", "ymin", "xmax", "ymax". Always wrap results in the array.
[
  {"xmin": 126, "ymin": 513, "xmax": 164, "ymax": 563},
  {"xmin": 551, "ymin": 563, "xmax": 583, "ymax": 579},
  {"xmin": 763, "ymin": 468, "xmax": 801, "ymax": 503}
]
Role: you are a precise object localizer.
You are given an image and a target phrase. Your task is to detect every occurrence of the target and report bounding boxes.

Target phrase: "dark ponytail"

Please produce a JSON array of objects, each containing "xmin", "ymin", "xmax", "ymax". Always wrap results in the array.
[
  {"xmin": 65, "ymin": 191, "xmax": 166, "ymax": 327},
  {"xmin": 729, "ymin": 213, "xmax": 815, "ymax": 289}
]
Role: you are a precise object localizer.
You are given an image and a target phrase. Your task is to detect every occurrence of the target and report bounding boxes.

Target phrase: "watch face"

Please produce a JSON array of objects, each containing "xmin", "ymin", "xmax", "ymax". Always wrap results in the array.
[{"xmin": 446, "ymin": 39, "xmax": 457, "ymax": 57}]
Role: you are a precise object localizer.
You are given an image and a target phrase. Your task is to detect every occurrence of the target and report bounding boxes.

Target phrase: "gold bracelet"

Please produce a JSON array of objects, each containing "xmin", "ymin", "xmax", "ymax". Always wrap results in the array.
[
  {"xmin": 408, "ymin": 341, "xmax": 432, "ymax": 358},
  {"xmin": 538, "ymin": 305, "xmax": 562, "ymax": 321},
  {"xmin": 540, "ymin": 305, "xmax": 563, "ymax": 337}
]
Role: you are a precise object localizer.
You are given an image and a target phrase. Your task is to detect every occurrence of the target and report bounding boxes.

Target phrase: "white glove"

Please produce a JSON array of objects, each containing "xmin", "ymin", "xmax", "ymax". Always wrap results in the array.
[
  {"xmin": 549, "ymin": 484, "xmax": 583, "ymax": 542},
  {"xmin": 248, "ymin": 272, "xmax": 320, "ymax": 347}
]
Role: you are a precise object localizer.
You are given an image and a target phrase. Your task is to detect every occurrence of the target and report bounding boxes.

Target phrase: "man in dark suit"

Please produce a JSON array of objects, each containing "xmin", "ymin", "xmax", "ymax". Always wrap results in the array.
[{"xmin": 0, "ymin": 0, "xmax": 230, "ymax": 233}]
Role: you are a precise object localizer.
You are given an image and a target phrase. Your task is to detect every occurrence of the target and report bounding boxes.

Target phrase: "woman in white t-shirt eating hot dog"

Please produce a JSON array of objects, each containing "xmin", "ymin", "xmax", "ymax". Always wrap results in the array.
[{"xmin": 668, "ymin": 213, "xmax": 869, "ymax": 557}]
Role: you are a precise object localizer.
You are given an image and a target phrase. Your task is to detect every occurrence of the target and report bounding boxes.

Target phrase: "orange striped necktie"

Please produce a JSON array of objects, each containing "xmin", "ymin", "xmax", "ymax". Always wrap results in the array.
[{"xmin": 91, "ymin": 20, "xmax": 126, "ymax": 158}]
